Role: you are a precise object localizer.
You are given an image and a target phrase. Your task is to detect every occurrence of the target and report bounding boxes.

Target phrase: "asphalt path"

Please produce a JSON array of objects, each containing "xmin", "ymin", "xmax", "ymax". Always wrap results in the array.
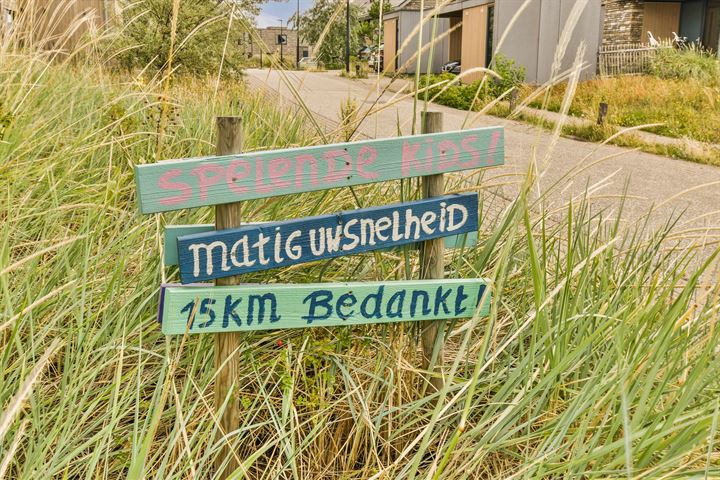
[{"xmin": 245, "ymin": 68, "xmax": 720, "ymax": 266}]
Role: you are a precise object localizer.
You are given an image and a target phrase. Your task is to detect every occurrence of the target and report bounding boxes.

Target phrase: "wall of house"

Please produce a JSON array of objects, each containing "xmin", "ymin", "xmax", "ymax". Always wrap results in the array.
[
  {"xmin": 250, "ymin": 27, "xmax": 310, "ymax": 59},
  {"xmin": 387, "ymin": 10, "xmax": 449, "ymax": 74},
  {"xmin": 494, "ymin": 0, "xmax": 602, "ymax": 84},
  {"xmin": 681, "ymin": 0, "xmax": 706, "ymax": 42},
  {"xmin": 601, "ymin": 0, "xmax": 645, "ymax": 45},
  {"xmin": 33, "ymin": 0, "xmax": 110, "ymax": 50},
  {"xmin": 460, "ymin": 4, "xmax": 490, "ymax": 82}
]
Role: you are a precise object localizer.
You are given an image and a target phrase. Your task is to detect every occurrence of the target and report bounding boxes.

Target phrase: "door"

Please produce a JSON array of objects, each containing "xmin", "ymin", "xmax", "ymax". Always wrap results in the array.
[
  {"xmin": 643, "ymin": 2, "xmax": 681, "ymax": 41},
  {"xmin": 460, "ymin": 4, "xmax": 489, "ymax": 83},
  {"xmin": 383, "ymin": 18, "xmax": 398, "ymax": 73},
  {"xmin": 704, "ymin": 1, "xmax": 720, "ymax": 51}
]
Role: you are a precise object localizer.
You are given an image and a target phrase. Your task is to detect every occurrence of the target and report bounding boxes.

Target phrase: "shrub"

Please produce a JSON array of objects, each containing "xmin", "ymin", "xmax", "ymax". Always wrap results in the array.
[
  {"xmin": 486, "ymin": 54, "xmax": 526, "ymax": 98},
  {"xmin": 650, "ymin": 47, "xmax": 720, "ymax": 85},
  {"xmin": 418, "ymin": 54, "xmax": 526, "ymax": 111}
]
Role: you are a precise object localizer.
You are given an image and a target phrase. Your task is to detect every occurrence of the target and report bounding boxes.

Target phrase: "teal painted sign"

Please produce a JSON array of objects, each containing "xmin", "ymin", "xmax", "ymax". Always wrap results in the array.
[
  {"xmin": 134, "ymin": 127, "xmax": 504, "ymax": 213},
  {"xmin": 159, "ymin": 279, "xmax": 490, "ymax": 335},
  {"xmin": 176, "ymin": 194, "xmax": 478, "ymax": 283}
]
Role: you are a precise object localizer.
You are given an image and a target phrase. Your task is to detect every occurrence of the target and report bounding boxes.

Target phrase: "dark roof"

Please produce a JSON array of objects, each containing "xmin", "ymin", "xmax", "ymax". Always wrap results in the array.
[{"xmin": 392, "ymin": 0, "xmax": 438, "ymax": 12}]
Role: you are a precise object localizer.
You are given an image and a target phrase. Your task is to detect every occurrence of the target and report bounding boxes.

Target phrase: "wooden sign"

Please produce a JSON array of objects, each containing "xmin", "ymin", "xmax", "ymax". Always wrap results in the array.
[
  {"xmin": 158, "ymin": 279, "xmax": 490, "ymax": 335},
  {"xmin": 164, "ymin": 224, "xmax": 477, "ymax": 266},
  {"xmin": 134, "ymin": 127, "xmax": 504, "ymax": 213},
  {"xmin": 176, "ymin": 193, "xmax": 478, "ymax": 283}
]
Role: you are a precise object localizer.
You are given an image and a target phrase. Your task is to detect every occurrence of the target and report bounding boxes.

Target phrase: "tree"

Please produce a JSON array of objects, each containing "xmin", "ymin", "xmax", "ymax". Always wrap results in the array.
[
  {"xmin": 297, "ymin": 0, "xmax": 361, "ymax": 69},
  {"xmin": 359, "ymin": 0, "xmax": 392, "ymax": 46},
  {"xmin": 115, "ymin": 0, "xmax": 262, "ymax": 76}
]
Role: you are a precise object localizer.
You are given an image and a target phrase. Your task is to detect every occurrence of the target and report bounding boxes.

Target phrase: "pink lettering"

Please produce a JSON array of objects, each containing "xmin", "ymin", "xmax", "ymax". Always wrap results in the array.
[
  {"xmin": 437, "ymin": 139, "xmax": 460, "ymax": 170},
  {"xmin": 255, "ymin": 158, "xmax": 273, "ymax": 193},
  {"xmin": 296, "ymin": 154, "xmax": 319, "ymax": 187},
  {"xmin": 401, "ymin": 140, "xmax": 431, "ymax": 176},
  {"xmin": 190, "ymin": 164, "xmax": 224, "ymax": 200},
  {"xmin": 158, "ymin": 169, "xmax": 192, "ymax": 206},
  {"xmin": 268, "ymin": 157, "xmax": 292, "ymax": 189},
  {"xmin": 323, "ymin": 149, "xmax": 353, "ymax": 183},
  {"xmin": 424, "ymin": 139, "xmax": 435, "ymax": 173},
  {"xmin": 226, "ymin": 159, "xmax": 250, "ymax": 195},
  {"xmin": 460, "ymin": 135, "xmax": 480, "ymax": 168},
  {"xmin": 356, "ymin": 146, "xmax": 379, "ymax": 180}
]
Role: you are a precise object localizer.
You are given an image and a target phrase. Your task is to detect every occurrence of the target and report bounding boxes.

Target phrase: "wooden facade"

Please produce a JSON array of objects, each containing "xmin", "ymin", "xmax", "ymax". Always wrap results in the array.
[
  {"xmin": 383, "ymin": 18, "xmax": 397, "ymax": 73},
  {"xmin": 460, "ymin": 4, "xmax": 491, "ymax": 82},
  {"xmin": 2, "ymin": 0, "xmax": 112, "ymax": 49},
  {"xmin": 642, "ymin": 1, "xmax": 682, "ymax": 40}
]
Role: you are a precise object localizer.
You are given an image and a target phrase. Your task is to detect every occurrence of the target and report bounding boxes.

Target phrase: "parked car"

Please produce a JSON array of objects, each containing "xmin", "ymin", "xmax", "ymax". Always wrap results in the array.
[{"xmin": 441, "ymin": 60, "xmax": 461, "ymax": 74}]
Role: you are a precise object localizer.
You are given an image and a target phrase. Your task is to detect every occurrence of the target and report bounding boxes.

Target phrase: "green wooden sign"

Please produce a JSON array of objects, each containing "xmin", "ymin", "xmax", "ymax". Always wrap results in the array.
[
  {"xmin": 159, "ymin": 279, "xmax": 490, "ymax": 335},
  {"xmin": 134, "ymin": 127, "xmax": 504, "ymax": 213}
]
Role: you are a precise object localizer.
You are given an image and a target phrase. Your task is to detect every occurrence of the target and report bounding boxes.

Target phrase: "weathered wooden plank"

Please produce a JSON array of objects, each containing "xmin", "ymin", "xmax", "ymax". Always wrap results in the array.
[
  {"xmin": 159, "ymin": 278, "xmax": 491, "ymax": 335},
  {"xmin": 176, "ymin": 193, "xmax": 479, "ymax": 283},
  {"xmin": 164, "ymin": 224, "xmax": 478, "ymax": 266},
  {"xmin": 134, "ymin": 127, "xmax": 504, "ymax": 213}
]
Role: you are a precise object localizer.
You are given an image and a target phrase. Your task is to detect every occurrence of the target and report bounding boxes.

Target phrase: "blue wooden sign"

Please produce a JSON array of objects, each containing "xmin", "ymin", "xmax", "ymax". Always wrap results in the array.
[
  {"xmin": 158, "ymin": 279, "xmax": 490, "ymax": 335},
  {"xmin": 134, "ymin": 127, "xmax": 503, "ymax": 213},
  {"xmin": 176, "ymin": 193, "xmax": 478, "ymax": 283},
  {"xmin": 164, "ymin": 224, "xmax": 478, "ymax": 266}
]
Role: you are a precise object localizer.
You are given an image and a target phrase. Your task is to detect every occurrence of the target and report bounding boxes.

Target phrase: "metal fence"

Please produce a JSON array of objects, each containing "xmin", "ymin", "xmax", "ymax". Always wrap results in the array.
[{"xmin": 598, "ymin": 43, "xmax": 671, "ymax": 76}]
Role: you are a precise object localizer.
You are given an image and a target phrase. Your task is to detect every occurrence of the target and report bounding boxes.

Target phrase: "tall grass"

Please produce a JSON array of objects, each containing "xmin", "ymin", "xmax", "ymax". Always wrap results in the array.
[{"xmin": 2, "ymin": 2, "xmax": 720, "ymax": 479}]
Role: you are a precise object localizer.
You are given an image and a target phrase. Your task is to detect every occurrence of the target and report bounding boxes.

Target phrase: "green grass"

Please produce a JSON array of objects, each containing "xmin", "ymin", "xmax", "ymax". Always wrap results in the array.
[
  {"xmin": 2, "ymin": 8, "xmax": 720, "ymax": 480},
  {"xmin": 528, "ymin": 75, "xmax": 720, "ymax": 145},
  {"xmin": 502, "ymin": 107, "xmax": 720, "ymax": 167}
]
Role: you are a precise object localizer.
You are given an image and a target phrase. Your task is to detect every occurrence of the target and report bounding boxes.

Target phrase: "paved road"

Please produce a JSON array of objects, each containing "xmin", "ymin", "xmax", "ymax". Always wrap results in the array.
[{"xmin": 245, "ymin": 68, "xmax": 720, "ymax": 257}]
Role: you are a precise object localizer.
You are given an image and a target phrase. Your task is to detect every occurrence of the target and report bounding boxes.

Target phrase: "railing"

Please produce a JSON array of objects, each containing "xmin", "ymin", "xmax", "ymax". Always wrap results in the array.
[{"xmin": 598, "ymin": 43, "xmax": 671, "ymax": 76}]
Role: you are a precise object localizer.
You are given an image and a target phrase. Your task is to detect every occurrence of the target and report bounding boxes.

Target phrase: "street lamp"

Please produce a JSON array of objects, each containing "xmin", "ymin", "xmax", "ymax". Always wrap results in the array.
[
  {"xmin": 345, "ymin": 0, "xmax": 350, "ymax": 73},
  {"xmin": 296, "ymin": 0, "xmax": 301, "ymax": 69},
  {"xmin": 279, "ymin": 19, "xmax": 284, "ymax": 65}
]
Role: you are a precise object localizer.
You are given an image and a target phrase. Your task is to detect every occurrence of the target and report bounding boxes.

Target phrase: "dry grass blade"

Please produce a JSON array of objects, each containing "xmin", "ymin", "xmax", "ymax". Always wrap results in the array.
[
  {"xmin": 0, "ymin": 420, "xmax": 27, "ymax": 480},
  {"xmin": 0, "ymin": 339, "xmax": 62, "ymax": 440}
]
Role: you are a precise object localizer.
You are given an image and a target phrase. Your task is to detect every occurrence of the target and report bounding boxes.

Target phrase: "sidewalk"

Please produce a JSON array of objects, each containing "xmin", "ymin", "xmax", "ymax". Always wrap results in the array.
[{"xmin": 245, "ymin": 68, "xmax": 720, "ymax": 253}]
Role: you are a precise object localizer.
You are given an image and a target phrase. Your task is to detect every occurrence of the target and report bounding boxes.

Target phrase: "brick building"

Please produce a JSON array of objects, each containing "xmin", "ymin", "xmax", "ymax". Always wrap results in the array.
[
  {"xmin": 602, "ymin": 0, "xmax": 720, "ymax": 47},
  {"xmin": 248, "ymin": 27, "xmax": 312, "ymax": 61}
]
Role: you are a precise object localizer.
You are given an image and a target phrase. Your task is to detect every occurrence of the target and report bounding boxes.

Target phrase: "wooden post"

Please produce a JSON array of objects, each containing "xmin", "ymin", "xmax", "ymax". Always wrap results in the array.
[
  {"xmin": 214, "ymin": 116, "xmax": 243, "ymax": 478},
  {"xmin": 597, "ymin": 102, "xmax": 609, "ymax": 125},
  {"xmin": 419, "ymin": 111, "xmax": 445, "ymax": 394},
  {"xmin": 509, "ymin": 89, "xmax": 519, "ymax": 114}
]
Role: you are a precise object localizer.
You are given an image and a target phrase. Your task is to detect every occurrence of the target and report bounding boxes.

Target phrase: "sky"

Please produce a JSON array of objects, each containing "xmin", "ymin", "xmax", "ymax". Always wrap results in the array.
[
  {"xmin": 256, "ymin": 0, "xmax": 377, "ymax": 28},
  {"xmin": 256, "ymin": 0, "xmax": 313, "ymax": 28}
]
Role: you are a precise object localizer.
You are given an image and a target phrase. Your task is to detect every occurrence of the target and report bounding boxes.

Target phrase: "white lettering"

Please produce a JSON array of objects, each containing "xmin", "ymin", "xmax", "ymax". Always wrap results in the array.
[
  {"xmin": 252, "ymin": 232, "xmax": 271, "ymax": 265},
  {"xmin": 309, "ymin": 229, "xmax": 325, "ymax": 256},
  {"xmin": 273, "ymin": 227, "xmax": 284, "ymax": 264},
  {"xmin": 420, "ymin": 211, "xmax": 437, "ymax": 235},
  {"xmin": 188, "ymin": 241, "xmax": 228, "ymax": 278},
  {"xmin": 360, "ymin": 218, "xmax": 376, "ymax": 246},
  {"xmin": 325, "ymin": 225, "xmax": 343, "ymax": 253},
  {"xmin": 230, "ymin": 236, "xmax": 255, "ymax": 268},
  {"xmin": 446, "ymin": 203, "xmax": 468, "ymax": 232},
  {"xmin": 375, "ymin": 216, "xmax": 391, "ymax": 241},
  {"xmin": 439, "ymin": 202, "xmax": 447, "ymax": 232},
  {"xmin": 391, "ymin": 211, "xmax": 403, "ymax": 241},
  {"xmin": 405, "ymin": 208, "xmax": 422, "ymax": 240},
  {"xmin": 285, "ymin": 230, "xmax": 302, "ymax": 260},
  {"xmin": 342, "ymin": 219, "xmax": 360, "ymax": 250}
]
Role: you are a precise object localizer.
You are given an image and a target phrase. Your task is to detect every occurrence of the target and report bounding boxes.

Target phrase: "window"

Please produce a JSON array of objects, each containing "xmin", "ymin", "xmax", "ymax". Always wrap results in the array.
[{"xmin": 485, "ymin": 4, "xmax": 494, "ymax": 66}]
